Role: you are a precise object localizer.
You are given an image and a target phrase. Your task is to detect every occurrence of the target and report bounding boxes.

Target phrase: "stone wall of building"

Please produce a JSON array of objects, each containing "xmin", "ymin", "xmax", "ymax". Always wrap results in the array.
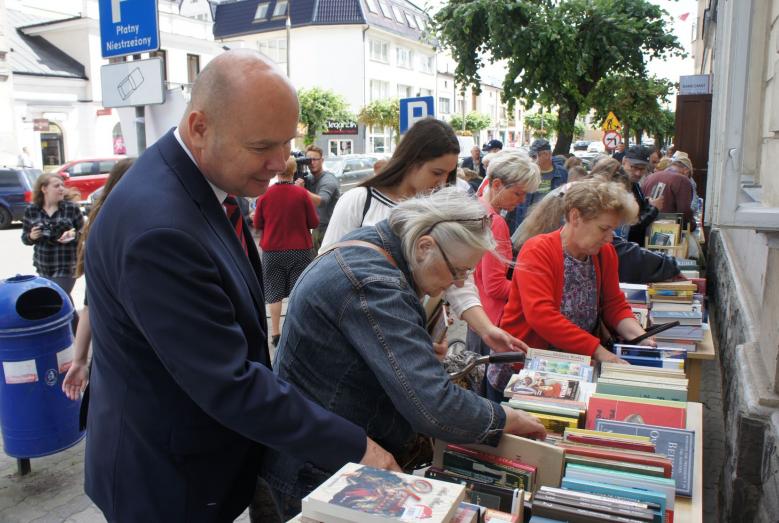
[{"xmin": 708, "ymin": 228, "xmax": 779, "ymax": 522}]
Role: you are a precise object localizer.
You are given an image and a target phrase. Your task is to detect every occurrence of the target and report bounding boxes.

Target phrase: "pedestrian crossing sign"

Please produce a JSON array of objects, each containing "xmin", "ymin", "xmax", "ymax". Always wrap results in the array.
[{"xmin": 602, "ymin": 112, "xmax": 621, "ymax": 132}]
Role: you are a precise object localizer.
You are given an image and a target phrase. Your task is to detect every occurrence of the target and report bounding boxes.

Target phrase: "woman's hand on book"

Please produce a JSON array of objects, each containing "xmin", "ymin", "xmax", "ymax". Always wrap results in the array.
[
  {"xmin": 502, "ymin": 405, "xmax": 547, "ymax": 440},
  {"xmin": 360, "ymin": 437, "xmax": 402, "ymax": 472},
  {"xmin": 593, "ymin": 346, "xmax": 628, "ymax": 364}
]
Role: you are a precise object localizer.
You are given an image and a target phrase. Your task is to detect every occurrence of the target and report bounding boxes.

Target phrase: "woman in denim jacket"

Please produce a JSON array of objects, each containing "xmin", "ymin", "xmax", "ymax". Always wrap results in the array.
[{"xmin": 262, "ymin": 188, "xmax": 546, "ymax": 519}]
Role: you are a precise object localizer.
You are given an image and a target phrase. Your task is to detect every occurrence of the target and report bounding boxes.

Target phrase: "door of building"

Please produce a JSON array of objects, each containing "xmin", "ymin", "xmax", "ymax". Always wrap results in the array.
[
  {"xmin": 40, "ymin": 122, "xmax": 64, "ymax": 169},
  {"xmin": 674, "ymin": 94, "xmax": 712, "ymax": 206}
]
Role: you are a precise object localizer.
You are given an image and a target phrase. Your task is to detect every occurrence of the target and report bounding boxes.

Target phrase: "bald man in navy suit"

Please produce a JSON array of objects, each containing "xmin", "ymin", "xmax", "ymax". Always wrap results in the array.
[{"xmin": 84, "ymin": 50, "xmax": 398, "ymax": 522}]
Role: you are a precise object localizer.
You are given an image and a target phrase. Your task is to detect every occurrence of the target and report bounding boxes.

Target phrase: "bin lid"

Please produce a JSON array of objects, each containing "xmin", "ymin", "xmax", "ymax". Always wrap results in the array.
[{"xmin": 0, "ymin": 275, "xmax": 74, "ymax": 333}]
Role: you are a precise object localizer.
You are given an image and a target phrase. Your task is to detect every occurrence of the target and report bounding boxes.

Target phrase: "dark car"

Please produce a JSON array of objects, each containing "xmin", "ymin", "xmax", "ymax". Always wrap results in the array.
[
  {"xmin": 323, "ymin": 155, "xmax": 379, "ymax": 192},
  {"xmin": 0, "ymin": 168, "xmax": 41, "ymax": 229},
  {"xmin": 573, "ymin": 140, "xmax": 591, "ymax": 151}
]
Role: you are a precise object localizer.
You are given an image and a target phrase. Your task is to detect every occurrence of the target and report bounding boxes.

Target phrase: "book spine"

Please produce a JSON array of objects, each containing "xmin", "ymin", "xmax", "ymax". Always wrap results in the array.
[
  {"xmin": 446, "ymin": 444, "xmax": 537, "ymax": 475},
  {"xmin": 595, "ymin": 382, "xmax": 687, "ymax": 403}
]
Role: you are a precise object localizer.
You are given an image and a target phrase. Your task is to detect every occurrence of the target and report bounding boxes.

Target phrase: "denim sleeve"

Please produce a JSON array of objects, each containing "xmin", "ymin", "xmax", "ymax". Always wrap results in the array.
[{"xmin": 338, "ymin": 274, "xmax": 506, "ymax": 446}]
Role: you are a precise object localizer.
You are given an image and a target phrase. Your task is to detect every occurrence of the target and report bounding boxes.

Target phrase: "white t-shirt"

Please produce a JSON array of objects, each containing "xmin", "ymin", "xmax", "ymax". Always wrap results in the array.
[{"xmin": 319, "ymin": 186, "xmax": 482, "ymax": 318}]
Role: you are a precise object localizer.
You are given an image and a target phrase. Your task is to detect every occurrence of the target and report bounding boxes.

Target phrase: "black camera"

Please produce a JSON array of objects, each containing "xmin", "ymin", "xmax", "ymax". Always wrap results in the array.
[
  {"xmin": 292, "ymin": 152, "xmax": 312, "ymax": 182},
  {"xmin": 38, "ymin": 222, "xmax": 68, "ymax": 242}
]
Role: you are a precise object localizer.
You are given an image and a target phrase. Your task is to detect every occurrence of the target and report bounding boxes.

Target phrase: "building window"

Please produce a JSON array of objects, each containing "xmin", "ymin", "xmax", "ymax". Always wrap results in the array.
[
  {"xmin": 419, "ymin": 88, "xmax": 432, "ymax": 97},
  {"xmin": 254, "ymin": 3, "xmax": 269, "ymax": 20},
  {"xmin": 150, "ymin": 49, "xmax": 167, "ymax": 82},
  {"xmin": 397, "ymin": 84, "xmax": 412, "ymax": 98},
  {"xmin": 391, "ymin": 5, "xmax": 405, "ymax": 23},
  {"xmin": 329, "ymin": 139, "xmax": 354, "ymax": 156},
  {"xmin": 396, "ymin": 47, "xmax": 413, "ymax": 69},
  {"xmin": 258, "ymin": 39, "xmax": 287, "ymax": 65},
  {"xmin": 369, "ymin": 39, "xmax": 389, "ymax": 63},
  {"xmin": 439, "ymin": 97, "xmax": 451, "ymax": 114},
  {"xmin": 272, "ymin": 1, "xmax": 287, "ymax": 17},
  {"xmin": 457, "ymin": 99, "xmax": 465, "ymax": 114},
  {"xmin": 369, "ymin": 126, "xmax": 393, "ymax": 153},
  {"xmin": 378, "ymin": 2, "xmax": 392, "ymax": 18},
  {"xmin": 187, "ymin": 54, "xmax": 200, "ymax": 84},
  {"xmin": 414, "ymin": 14, "xmax": 426, "ymax": 29},
  {"xmin": 419, "ymin": 54, "xmax": 434, "ymax": 74},
  {"xmin": 365, "ymin": 0, "xmax": 379, "ymax": 14},
  {"xmin": 404, "ymin": 12, "xmax": 417, "ymax": 28},
  {"xmin": 370, "ymin": 79, "xmax": 390, "ymax": 101}
]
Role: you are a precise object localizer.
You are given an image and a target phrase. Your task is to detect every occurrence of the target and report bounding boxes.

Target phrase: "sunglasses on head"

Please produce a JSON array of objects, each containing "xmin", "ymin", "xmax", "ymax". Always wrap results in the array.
[{"xmin": 424, "ymin": 215, "xmax": 492, "ymax": 236}]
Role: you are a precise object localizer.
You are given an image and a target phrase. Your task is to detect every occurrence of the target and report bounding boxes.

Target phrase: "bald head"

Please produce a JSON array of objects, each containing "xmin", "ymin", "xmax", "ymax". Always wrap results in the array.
[
  {"xmin": 183, "ymin": 49, "xmax": 297, "ymax": 129},
  {"xmin": 178, "ymin": 49, "xmax": 300, "ymax": 197}
]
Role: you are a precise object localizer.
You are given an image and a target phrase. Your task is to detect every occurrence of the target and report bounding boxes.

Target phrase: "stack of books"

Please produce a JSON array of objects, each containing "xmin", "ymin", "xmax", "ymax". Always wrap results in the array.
[
  {"xmin": 648, "ymin": 281, "xmax": 697, "ymax": 305},
  {"xmin": 502, "ymin": 349, "xmax": 595, "ymax": 434},
  {"xmin": 612, "ymin": 344, "xmax": 688, "ymax": 369},
  {"xmin": 620, "ymin": 283, "xmax": 650, "ymax": 328},
  {"xmin": 425, "ymin": 443, "xmax": 533, "ymax": 514},
  {"xmin": 596, "ymin": 362, "xmax": 688, "ymax": 401},
  {"xmin": 301, "ymin": 463, "xmax": 466, "ymax": 522},
  {"xmin": 531, "ymin": 485, "xmax": 661, "ymax": 522}
]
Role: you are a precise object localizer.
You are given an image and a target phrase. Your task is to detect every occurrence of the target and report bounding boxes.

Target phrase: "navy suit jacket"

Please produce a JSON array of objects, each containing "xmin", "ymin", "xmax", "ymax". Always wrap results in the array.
[
  {"xmin": 84, "ymin": 130, "xmax": 366, "ymax": 521},
  {"xmin": 461, "ymin": 156, "xmax": 487, "ymax": 178}
]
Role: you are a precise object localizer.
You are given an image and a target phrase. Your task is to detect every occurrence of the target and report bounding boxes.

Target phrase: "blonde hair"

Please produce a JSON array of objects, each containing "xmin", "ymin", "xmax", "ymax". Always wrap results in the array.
[
  {"xmin": 656, "ymin": 157, "xmax": 673, "ymax": 171},
  {"xmin": 487, "ymin": 151, "xmax": 541, "ymax": 193},
  {"xmin": 563, "ymin": 178, "xmax": 638, "ymax": 224},
  {"xmin": 279, "ymin": 156, "xmax": 297, "ymax": 179},
  {"xmin": 590, "ymin": 157, "xmax": 620, "ymax": 178},
  {"xmin": 513, "ymin": 179, "xmax": 637, "ymax": 251}
]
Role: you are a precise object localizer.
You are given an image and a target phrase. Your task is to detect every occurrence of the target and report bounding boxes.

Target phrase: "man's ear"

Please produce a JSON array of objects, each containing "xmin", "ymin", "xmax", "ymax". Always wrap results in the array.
[{"xmin": 186, "ymin": 111, "xmax": 208, "ymax": 149}]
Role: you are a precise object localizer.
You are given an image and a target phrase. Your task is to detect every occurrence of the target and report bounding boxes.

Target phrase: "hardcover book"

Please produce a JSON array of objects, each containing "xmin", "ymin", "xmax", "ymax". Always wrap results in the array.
[
  {"xmin": 560, "ymin": 478, "xmax": 667, "ymax": 523},
  {"xmin": 442, "ymin": 444, "xmax": 535, "ymax": 491},
  {"xmin": 585, "ymin": 394, "xmax": 687, "ymax": 429},
  {"xmin": 563, "ymin": 464, "xmax": 676, "ymax": 512},
  {"xmin": 505, "ymin": 370, "xmax": 580, "ymax": 400},
  {"xmin": 526, "ymin": 348, "xmax": 591, "ymax": 365},
  {"xmin": 594, "ymin": 419, "xmax": 695, "ymax": 497},
  {"xmin": 302, "ymin": 463, "xmax": 465, "ymax": 523}
]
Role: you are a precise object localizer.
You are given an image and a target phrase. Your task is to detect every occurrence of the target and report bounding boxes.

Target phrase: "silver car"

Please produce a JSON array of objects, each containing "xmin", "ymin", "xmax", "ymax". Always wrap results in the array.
[{"xmin": 323, "ymin": 155, "xmax": 379, "ymax": 192}]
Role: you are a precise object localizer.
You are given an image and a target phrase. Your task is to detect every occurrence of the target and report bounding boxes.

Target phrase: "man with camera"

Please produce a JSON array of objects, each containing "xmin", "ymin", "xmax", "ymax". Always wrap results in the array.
[{"xmin": 296, "ymin": 145, "xmax": 340, "ymax": 250}]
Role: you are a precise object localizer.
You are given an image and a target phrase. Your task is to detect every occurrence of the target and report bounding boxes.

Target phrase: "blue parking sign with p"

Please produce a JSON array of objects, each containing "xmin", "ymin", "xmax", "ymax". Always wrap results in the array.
[{"xmin": 399, "ymin": 96, "xmax": 435, "ymax": 134}]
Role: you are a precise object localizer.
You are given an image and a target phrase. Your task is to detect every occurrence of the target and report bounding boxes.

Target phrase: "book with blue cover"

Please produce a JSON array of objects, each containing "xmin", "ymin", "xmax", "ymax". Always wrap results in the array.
[
  {"xmin": 560, "ymin": 477, "xmax": 666, "ymax": 523},
  {"xmin": 594, "ymin": 419, "xmax": 695, "ymax": 497}
]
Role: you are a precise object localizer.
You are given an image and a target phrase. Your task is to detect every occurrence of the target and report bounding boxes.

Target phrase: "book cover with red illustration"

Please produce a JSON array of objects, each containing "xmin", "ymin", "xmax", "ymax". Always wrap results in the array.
[{"xmin": 585, "ymin": 395, "xmax": 686, "ymax": 430}]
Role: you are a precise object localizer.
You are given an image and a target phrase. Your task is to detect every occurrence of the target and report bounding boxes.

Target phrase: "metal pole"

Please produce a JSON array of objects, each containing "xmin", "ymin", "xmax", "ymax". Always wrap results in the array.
[{"xmin": 135, "ymin": 106, "xmax": 146, "ymax": 153}]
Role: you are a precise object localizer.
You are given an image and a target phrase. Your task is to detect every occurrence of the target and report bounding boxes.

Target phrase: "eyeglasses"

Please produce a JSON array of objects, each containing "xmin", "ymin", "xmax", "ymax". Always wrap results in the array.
[
  {"xmin": 436, "ymin": 242, "xmax": 475, "ymax": 281},
  {"xmin": 307, "ymin": 157, "xmax": 323, "ymax": 162},
  {"xmin": 424, "ymin": 215, "xmax": 492, "ymax": 236}
]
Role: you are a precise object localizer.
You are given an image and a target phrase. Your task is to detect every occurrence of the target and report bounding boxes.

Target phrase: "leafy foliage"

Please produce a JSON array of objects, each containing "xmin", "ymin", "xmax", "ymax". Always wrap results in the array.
[
  {"xmin": 449, "ymin": 111, "xmax": 492, "ymax": 137},
  {"xmin": 587, "ymin": 74, "xmax": 673, "ymax": 144},
  {"xmin": 298, "ymin": 87, "xmax": 351, "ymax": 145},
  {"xmin": 524, "ymin": 111, "xmax": 558, "ymax": 139},
  {"xmin": 433, "ymin": 0, "xmax": 683, "ymax": 154},
  {"xmin": 357, "ymin": 99, "xmax": 401, "ymax": 141}
]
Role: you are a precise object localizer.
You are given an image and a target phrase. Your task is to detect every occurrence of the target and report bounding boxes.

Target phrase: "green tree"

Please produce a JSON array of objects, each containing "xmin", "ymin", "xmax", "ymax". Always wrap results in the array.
[
  {"xmin": 298, "ymin": 87, "xmax": 351, "ymax": 146},
  {"xmin": 587, "ymin": 74, "xmax": 673, "ymax": 144},
  {"xmin": 357, "ymin": 99, "xmax": 401, "ymax": 142},
  {"xmin": 646, "ymin": 108, "xmax": 675, "ymax": 148},
  {"xmin": 433, "ymin": 0, "xmax": 683, "ymax": 155},
  {"xmin": 524, "ymin": 111, "xmax": 558, "ymax": 140},
  {"xmin": 450, "ymin": 111, "xmax": 492, "ymax": 138}
]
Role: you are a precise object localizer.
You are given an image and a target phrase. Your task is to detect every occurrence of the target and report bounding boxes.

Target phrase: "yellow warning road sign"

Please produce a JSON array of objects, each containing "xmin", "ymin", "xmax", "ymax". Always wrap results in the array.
[{"xmin": 602, "ymin": 112, "xmax": 621, "ymax": 132}]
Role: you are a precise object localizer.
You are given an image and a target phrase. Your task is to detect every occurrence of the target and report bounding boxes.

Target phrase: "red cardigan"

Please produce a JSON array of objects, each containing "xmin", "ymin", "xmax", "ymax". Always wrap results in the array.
[
  {"xmin": 473, "ymin": 200, "xmax": 512, "ymax": 325},
  {"xmin": 253, "ymin": 182, "xmax": 319, "ymax": 251},
  {"xmin": 500, "ymin": 229, "xmax": 634, "ymax": 356}
]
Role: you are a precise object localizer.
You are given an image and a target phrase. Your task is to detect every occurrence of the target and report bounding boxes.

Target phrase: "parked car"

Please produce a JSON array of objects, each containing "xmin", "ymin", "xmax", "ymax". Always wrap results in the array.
[
  {"xmin": 0, "ymin": 168, "xmax": 41, "ymax": 229},
  {"xmin": 323, "ymin": 155, "xmax": 379, "ymax": 192},
  {"xmin": 56, "ymin": 157, "xmax": 123, "ymax": 201},
  {"xmin": 572, "ymin": 140, "xmax": 591, "ymax": 151}
]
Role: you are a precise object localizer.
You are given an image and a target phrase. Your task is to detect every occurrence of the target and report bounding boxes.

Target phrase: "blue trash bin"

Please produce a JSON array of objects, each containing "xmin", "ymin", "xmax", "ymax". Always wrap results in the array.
[{"xmin": 0, "ymin": 274, "xmax": 85, "ymax": 458}]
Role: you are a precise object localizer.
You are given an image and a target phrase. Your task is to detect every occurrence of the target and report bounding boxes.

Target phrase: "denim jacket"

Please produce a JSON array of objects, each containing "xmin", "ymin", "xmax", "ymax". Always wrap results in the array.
[{"xmin": 261, "ymin": 220, "xmax": 506, "ymax": 498}]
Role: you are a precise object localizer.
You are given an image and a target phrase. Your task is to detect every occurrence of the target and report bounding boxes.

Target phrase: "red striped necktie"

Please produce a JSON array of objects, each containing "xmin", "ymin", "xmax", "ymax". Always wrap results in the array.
[{"xmin": 223, "ymin": 195, "xmax": 248, "ymax": 256}]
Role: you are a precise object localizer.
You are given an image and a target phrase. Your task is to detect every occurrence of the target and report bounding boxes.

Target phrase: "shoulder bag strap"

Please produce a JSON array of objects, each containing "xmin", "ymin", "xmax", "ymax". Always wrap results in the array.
[
  {"xmin": 359, "ymin": 187, "xmax": 373, "ymax": 226},
  {"xmin": 319, "ymin": 239, "xmax": 398, "ymax": 268}
]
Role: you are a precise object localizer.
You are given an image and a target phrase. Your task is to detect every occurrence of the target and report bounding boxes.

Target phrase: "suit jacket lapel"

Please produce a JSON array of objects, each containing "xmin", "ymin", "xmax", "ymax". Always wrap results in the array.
[{"xmin": 157, "ymin": 130, "xmax": 267, "ymax": 320}]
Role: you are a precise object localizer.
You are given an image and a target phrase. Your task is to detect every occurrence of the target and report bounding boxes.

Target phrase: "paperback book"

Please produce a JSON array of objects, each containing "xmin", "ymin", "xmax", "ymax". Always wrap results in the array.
[{"xmin": 504, "ymin": 370, "xmax": 581, "ymax": 401}]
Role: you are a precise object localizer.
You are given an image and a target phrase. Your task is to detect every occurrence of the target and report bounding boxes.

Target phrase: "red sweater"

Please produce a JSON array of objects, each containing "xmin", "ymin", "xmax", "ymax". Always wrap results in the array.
[
  {"xmin": 253, "ymin": 182, "xmax": 319, "ymax": 251},
  {"xmin": 473, "ymin": 199, "xmax": 513, "ymax": 325},
  {"xmin": 500, "ymin": 229, "xmax": 634, "ymax": 356}
]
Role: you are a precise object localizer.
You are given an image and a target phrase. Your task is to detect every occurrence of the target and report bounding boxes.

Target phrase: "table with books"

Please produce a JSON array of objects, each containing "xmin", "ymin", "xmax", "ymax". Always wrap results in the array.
[
  {"xmin": 292, "ymin": 347, "xmax": 704, "ymax": 523},
  {"xmin": 685, "ymin": 326, "xmax": 715, "ymax": 402}
]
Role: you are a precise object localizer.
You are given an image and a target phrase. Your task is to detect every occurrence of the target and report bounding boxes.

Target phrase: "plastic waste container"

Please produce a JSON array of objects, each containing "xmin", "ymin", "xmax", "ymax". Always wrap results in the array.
[{"xmin": 0, "ymin": 275, "xmax": 84, "ymax": 459}]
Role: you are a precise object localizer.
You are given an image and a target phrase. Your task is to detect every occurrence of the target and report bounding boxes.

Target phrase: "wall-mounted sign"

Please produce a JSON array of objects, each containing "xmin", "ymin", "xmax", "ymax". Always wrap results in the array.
[
  {"xmin": 101, "ymin": 57, "xmax": 165, "ymax": 108},
  {"xmin": 33, "ymin": 119, "xmax": 49, "ymax": 132},
  {"xmin": 679, "ymin": 74, "xmax": 712, "ymax": 95},
  {"xmin": 97, "ymin": 108, "xmax": 113, "ymax": 116},
  {"xmin": 324, "ymin": 120, "xmax": 358, "ymax": 135}
]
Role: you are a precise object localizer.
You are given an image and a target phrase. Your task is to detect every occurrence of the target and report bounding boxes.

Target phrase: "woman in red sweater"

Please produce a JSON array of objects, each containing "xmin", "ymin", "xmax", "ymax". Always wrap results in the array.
[
  {"xmin": 254, "ymin": 157, "xmax": 320, "ymax": 346},
  {"xmin": 471, "ymin": 152, "xmax": 540, "ymax": 399},
  {"xmin": 501, "ymin": 179, "xmax": 652, "ymax": 364}
]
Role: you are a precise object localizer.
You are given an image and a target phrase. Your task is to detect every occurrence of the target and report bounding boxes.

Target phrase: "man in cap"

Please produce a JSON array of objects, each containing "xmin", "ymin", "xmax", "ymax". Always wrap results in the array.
[
  {"xmin": 483, "ymin": 139, "xmax": 504, "ymax": 154},
  {"xmin": 641, "ymin": 152, "xmax": 697, "ymax": 231},
  {"xmin": 622, "ymin": 145, "xmax": 663, "ymax": 245},
  {"xmin": 505, "ymin": 138, "xmax": 568, "ymax": 234}
]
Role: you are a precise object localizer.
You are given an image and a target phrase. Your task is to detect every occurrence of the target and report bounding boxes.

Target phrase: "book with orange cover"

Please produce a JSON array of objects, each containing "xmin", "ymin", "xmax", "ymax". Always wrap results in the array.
[
  {"xmin": 585, "ymin": 395, "xmax": 686, "ymax": 430},
  {"xmin": 558, "ymin": 442, "xmax": 673, "ymax": 478}
]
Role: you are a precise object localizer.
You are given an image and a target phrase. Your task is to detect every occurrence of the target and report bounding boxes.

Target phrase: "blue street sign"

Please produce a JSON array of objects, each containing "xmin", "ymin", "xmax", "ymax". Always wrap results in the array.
[
  {"xmin": 399, "ymin": 96, "xmax": 435, "ymax": 134},
  {"xmin": 99, "ymin": 0, "xmax": 160, "ymax": 58}
]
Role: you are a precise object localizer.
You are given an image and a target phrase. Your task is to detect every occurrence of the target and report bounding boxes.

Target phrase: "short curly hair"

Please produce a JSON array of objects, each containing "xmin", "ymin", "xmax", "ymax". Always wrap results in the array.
[{"xmin": 564, "ymin": 178, "xmax": 638, "ymax": 224}]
